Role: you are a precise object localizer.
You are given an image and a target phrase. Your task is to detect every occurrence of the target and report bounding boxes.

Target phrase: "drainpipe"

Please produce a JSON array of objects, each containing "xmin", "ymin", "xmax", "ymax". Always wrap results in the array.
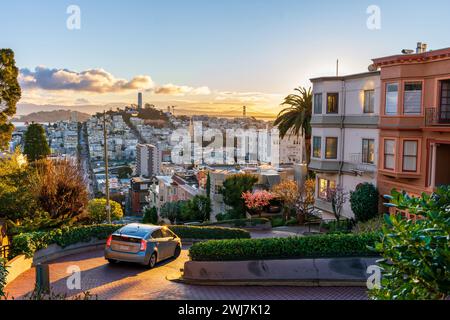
[{"xmin": 338, "ymin": 80, "xmax": 346, "ymax": 186}]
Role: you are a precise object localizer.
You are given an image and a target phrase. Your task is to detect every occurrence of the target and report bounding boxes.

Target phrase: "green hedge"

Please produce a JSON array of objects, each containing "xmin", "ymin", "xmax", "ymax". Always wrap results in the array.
[
  {"xmin": 189, "ymin": 233, "xmax": 379, "ymax": 261},
  {"xmin": 201, "ymin": 218, "xmax": 270, "ymax": 228},
  {"xmin": 10, "ymin": 224, "xmax": 250, "ymax": 258},
  {"xmin": 168, "ymin": 225, "xmax": 250, "ymax": 240},
  {"xmin": 10, "ymin": 224, "xmax": 123, "ymax": 258},
  {"xmin": 0, "ymin": 258, "xmax": 7, "ymax": 298}
]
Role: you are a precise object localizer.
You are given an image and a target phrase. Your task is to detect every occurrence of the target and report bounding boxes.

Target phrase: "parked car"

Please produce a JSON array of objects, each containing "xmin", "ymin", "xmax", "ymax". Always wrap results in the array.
[{"xmin": 104, "ymin": 224, "xmax": 181, "ymax": 268}]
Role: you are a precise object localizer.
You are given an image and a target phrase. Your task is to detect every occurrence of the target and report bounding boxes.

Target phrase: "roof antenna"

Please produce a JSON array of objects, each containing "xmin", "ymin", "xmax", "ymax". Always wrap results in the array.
[{"xmin": 336, "ymin": 59, "xmax": 339, "ymax": 77}]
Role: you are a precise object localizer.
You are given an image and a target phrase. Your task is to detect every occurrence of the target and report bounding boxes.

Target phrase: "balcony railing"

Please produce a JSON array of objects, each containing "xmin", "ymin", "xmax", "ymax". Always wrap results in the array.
[
  {"xmin": 425, "ymin": 107, "xmax": 450, "ymax": 126},
  {"xmin": 347, "ymin": 153, "xmax": 376, "ymax": 173}
]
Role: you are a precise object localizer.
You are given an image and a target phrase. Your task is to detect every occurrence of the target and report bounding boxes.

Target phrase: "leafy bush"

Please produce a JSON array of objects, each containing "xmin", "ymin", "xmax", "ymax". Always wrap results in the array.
[
  {"xmin": 352, "ymin": 215, "xmax": 384, "ymax": 235},
  {"xmin": 143, "ymin": 207, "xmax": 158, "ymax": 225},
  {"xmin": 10, "ymin": 224, "xmax": 124, "ymax": 258},
  {"xmin": 270, "ymin": 217, "xmax": 285, "ymax": 228},
  {"xmin": 203, "ymin": 218, "xmax": 270, "ymax": 228},
  {"xmin": 168, "ymin": 225, "xmax": 250, "ymax": 240},
  {"xmin": 350, "ymin": 183, "xmax": 379, "ymax": 222},
  {"xmin": 0, "ymin": 258, "xmax": 7, "ymax": 298},
  {"xmin": 189, "ymin": 233, "xmax": 379, "ymax": 261},
  {"xmin": 370, "ymin": 187, "xmax": 450, "ymax": 300},
  {"xmin": 87, "ymin": 199, "xmax": 123, "ymax": 224},
  {"xmin": 285, "ymin": 218, "xmax": 298, "ymax": 226},
  {"xmin": 320, "ymin": 219, "xmax": 355, "ymax": 234},
  {"xmin": 11, "ymin": 224, "xmax": 250, "ymax": 258}
]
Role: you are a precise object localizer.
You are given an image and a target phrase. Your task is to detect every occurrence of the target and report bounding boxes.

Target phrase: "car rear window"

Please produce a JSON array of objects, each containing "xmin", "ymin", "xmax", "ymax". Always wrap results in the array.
[
  {"xmin": 112, "ymin": 235, "xmax": 142, "ymax": 243},
  {"xmin": 116, "ymin": 227, "xmax": 149, "ymax": 239}
]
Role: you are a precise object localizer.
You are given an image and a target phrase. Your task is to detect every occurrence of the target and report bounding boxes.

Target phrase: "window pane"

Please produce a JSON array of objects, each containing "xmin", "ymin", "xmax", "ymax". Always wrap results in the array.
[
  {"xmin": 314, "ymin": 93, "xmax": 322, "ymax": 114},
  {"xmin": 325, "ymin": 137, "xmax": 338, "ymax": 159},
  {"xmin": 384, "ymin": 139, "xmax": 395, "ymax": 170},
  {"xmin": 364, "ymin": 90, "xmax": 375, "ymax": 113},
  {"xmin": 319, "ymin": 179, "xmax": 327, "ymax": 199},
  {"xmin": 362, "ymin": 139, "xmax": 375, "ymax": 164},
  {"xmin": 384, "ymin": 139, "xmax": 395, "ymax": 155},
  {"xmin": 386, "ymin": 83, "xmax": 398, "ymax": 115},
  {"xmin": 404, "ymin": 83, "xmax": 422, "ymax": 114},
  {"xmin": 403, "ymin": 140, "xmax": 418, "ymax": 156},
  {"xmin": 313, "ymin": 137, "xmax": 321, "ymax": 158},
  {"xmin": 385, "ymin": 155, "xmax": 395, "ymax": 170},
  {"xmin": 327, "ymin": 93, "xmax": 339, "ymax": 114},
  {"xmin": 440, "ymin": 80, "xmax": 450, "ymax": 121}
]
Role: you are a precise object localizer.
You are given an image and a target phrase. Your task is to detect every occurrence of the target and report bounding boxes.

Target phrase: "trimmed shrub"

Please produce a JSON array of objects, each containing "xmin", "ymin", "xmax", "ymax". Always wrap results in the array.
[
  {"xmin": 320, "ymin": 219, "xmax": 355, "ymax": 234},
  {"xmin": 202, "ymin": 218, "xmax": 270, "ymax": 228},
  {"xmin": 10, "ymin": 224, "xmax": 124, "ymax": 258},
  {"xmin": 0, "ymin": 258, "xmax": 7, "ymax": 298},
  {"xmin": 270, "ymin": 217, "xmax": 285, "ymax": 228},
  {"xmin": 350, "ymin": 183, "xmax": 379, "ymax": 222},
  {"xmin": 168, "ymin": 225, "xmax": 250, "ymax": 240},
  {"xmin": 10, "ymin": 224, "xmax": 250, "ymax": 258},
  {"xmin": 352, "ymin": 215, "xmax": 384, "ymax": 235},
  {"xmin": 189, "ymin": 233, "xmax": 379, "ymax": 261}
]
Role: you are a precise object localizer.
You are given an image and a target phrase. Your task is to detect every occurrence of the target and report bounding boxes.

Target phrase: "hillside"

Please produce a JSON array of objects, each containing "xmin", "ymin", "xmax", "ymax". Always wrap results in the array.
[{"xmin": 12, "ymin": 110, "xmax": 91, "ymax": 123}]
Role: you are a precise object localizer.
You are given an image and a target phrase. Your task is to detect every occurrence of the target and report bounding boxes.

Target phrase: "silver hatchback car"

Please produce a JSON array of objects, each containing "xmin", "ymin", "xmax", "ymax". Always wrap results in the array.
[{"xmin": 104, "ymin": 224, "xmax": 182, "ymax": 268}]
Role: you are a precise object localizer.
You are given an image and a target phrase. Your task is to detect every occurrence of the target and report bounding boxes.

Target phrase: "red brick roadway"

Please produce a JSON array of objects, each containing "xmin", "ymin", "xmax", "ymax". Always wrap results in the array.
[{"xmin": 5, "ymin": 247, "xmax": 368, "ymax": 300}]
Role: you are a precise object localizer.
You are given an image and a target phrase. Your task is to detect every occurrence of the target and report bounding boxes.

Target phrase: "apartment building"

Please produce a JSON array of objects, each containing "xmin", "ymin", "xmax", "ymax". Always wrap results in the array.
[
  {"xmin": 136, "ymin": 143, "xmax": 161, "ymax": 178},
  {"xmin": 372, "ymin": 44, "xmax": 450, "ymax": 198},
  {"xmin": 309, "ymin": 71, "xmax": 380, "ymax": 218}
]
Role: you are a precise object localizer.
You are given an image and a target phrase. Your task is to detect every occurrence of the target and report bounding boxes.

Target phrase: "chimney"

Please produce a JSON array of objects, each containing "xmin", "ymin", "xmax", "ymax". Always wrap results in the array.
[
  {"xmin": 416, "ymin": 42, "xmax": 422, "ymax": 53},
  {"xmin": 422, "ymin": 43, "xmax": 428, "ymax": 53},
  {"xmin": 416, "ymin": 42, "xmax": 428, "ymax": 54}
]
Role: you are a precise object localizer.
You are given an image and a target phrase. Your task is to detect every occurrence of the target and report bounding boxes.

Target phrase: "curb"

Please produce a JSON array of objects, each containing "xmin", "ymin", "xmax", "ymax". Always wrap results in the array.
[{"xmin": 168, "ymin": 275, "xmax": 367, "ymax": 287}]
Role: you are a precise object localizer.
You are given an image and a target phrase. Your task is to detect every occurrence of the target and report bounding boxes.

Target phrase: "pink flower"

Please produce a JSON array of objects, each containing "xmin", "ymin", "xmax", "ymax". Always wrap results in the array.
[{"xmin": 242, "ymin": 190, "xmax": 274, "ymax": 210}]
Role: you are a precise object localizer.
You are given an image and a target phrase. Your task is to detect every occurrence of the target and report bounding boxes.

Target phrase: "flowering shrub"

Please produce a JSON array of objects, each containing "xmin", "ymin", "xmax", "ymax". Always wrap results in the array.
[{"xmin": 242, "ymin": 190, "xmax": 274, "ymax": 213}]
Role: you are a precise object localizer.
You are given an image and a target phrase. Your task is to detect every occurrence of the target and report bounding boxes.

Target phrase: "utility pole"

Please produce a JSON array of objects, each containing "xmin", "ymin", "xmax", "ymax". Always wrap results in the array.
[{"xmin": 103, "ymin": 111, "xmax": 111, "ymax": 224}]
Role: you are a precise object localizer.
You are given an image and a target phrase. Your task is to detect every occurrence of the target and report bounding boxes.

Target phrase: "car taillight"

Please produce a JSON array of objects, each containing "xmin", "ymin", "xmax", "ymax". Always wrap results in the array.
[
  {"xmin": 140, "ymin": 239, "xmax": 147, "ymax": 251},
  {"xmin": 106, "ymin": 235, "xmax": 112, "ymax": 248}
]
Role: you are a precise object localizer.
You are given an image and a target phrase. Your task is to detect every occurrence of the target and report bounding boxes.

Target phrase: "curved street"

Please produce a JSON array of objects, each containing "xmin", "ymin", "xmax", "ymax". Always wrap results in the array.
[{"xmin": 5, "ymin": 245, "xmax": 368, "ymax": 300}]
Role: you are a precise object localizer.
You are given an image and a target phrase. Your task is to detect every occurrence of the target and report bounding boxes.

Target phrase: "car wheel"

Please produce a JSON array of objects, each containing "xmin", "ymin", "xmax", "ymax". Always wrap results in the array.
[
  {"xmin": 107, "ymin": 259, "xmax": 117, "ymax": 264},
  {"xmin": 148, "ymin": 252, "xmax": 157, "ymax": 269},
  {"xmin": 173, "ymin": 245, "xmax": 181, "ymax": 258}
]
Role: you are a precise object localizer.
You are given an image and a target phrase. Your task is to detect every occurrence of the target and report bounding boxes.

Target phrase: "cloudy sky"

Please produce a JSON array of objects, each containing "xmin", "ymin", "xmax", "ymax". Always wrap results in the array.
[{"xmin": 2, "ymin": 0, "xmax": 450, "ymax": 118}]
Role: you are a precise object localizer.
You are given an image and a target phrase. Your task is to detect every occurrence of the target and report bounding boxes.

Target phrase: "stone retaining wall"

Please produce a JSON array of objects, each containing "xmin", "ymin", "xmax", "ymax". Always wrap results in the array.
[{"xmin": 183, "ymin": 257, "xmax": 379, "ymax": 284}]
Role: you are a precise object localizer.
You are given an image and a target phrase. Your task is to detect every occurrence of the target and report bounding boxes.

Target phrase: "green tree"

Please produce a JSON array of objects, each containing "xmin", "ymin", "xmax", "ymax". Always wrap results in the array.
[
  {"xmin": 87, "ymin": 198, "xmax": 124, "ymax": 224},
  {"xmin": 370, "ymin": 187, "xmax": 450, "ymax": 300},
  {"xmin": 160, "ymin": 201, "xmax": 185, "ymax": 224},
  {"xmin": 221, "ymin": 174, "xmax": 258, "ymax": 219},
  {"xmin": 23, "ymin": 123, "xmax": 51, "ymax": 162},
  {"xmin": 181, "ymin": 195, "xmax": 211, "ymax": 222},
  {"xmin": 0, "ymin": 149, "xmax": 37, "ymax": 224},
  {"xmin": 143, "ymin": 206, "xmax": 158, "ymax": 225},
  {"xmin": 0, "ymin": 49, "xmax": 22, "ymax": 151},
  {"xmin": 273, "ymin": 87, "xmax": 312, "ymax": 163},
  {"xmin": 350, "ymin": 183, "xmax": 379, "ymax": 222},
  {"xmin": 117, "ymin": 166, "xmax": 133, "ymax": 179}
]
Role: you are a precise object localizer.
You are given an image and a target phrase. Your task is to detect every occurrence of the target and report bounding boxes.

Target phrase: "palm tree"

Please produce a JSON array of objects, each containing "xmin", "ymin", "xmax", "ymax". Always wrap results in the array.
[{"xmin": 274, "ymin": 87, "xmax": 312, "ymax": 164}]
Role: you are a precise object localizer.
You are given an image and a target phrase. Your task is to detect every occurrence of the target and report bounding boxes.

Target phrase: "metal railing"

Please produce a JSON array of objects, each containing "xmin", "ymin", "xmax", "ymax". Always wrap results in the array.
[
  {"xmin": 425, "ymin": 107, "xmax": 450, "ymax": 126},
  {"xmin": 347, "ymin": 153, "xmax": 377, "ymax": 173}
]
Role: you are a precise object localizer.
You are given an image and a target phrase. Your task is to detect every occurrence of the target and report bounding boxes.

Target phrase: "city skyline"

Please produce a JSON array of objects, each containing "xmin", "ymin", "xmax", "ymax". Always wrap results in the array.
[{"xmin": 3, "ymin": 0, "xmax": 450, "ymax": 118}]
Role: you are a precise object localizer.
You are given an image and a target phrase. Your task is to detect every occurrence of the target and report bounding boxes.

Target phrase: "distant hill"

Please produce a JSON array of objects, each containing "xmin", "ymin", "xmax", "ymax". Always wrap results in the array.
[{"xmin": 12, "ymin": 110, "xmax": 91, "ymax": 123}]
